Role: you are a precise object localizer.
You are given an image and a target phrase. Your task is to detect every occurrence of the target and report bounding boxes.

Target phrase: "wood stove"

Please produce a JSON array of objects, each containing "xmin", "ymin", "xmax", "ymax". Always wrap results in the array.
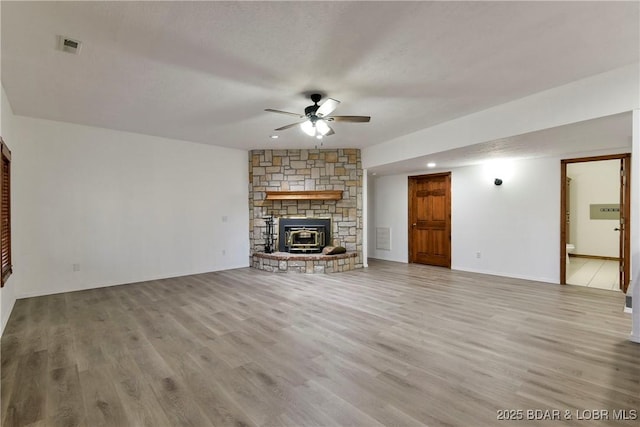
[{"xmin": 278, "ymin": 217, "xmax": 331, "ymax": 253}]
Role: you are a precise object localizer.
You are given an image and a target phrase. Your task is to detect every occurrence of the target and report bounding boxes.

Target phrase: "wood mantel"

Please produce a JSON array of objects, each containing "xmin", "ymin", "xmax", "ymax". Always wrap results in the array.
[{"xmin": 265, "ymin": 190, "xmax": 343, "ymax": 201}]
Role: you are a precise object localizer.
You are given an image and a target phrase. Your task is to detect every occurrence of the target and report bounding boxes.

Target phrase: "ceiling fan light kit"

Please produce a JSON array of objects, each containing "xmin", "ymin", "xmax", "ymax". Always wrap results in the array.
[
  {"xmin": 265, "ymin": 93, "xmax": 370, "ymax": 138},
  {"xmin": 300, "ymin": 120, "xmax": 316, "ymax": 136},
  {"xmin": 300, "ymin": 114, "xmax": 331, "ymax": 137}
]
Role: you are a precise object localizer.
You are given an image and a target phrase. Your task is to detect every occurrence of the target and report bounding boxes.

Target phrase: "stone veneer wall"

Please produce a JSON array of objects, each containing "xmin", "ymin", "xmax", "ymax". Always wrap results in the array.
[{"xmin": 249, "ymin": 149, "xmax": 363, "ymax": 269}]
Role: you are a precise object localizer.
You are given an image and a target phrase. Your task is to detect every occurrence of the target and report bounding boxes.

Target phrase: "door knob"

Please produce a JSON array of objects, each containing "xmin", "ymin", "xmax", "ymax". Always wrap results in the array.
[{"xmin": 412, "ymin": 223, "xmax": 417, "ymax": 227}]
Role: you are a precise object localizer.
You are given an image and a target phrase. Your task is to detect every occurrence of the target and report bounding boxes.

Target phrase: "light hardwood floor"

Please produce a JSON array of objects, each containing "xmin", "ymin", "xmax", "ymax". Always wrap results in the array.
[{"xmin": 1, "ymin": 260, "xmax": 639, "ymax": 427}]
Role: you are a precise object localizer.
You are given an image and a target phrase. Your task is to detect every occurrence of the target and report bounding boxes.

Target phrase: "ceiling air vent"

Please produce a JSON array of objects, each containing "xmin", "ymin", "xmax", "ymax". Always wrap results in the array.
[{"xmin": 58, "ymin": 36, "xmax": 82, "ymax": 54}]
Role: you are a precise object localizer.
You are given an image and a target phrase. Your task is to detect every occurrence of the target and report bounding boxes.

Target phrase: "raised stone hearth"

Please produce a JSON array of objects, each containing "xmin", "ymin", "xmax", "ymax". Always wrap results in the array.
[{"xmin": 252, "ymin": 252, "xmax": 358, "ymax": 273}]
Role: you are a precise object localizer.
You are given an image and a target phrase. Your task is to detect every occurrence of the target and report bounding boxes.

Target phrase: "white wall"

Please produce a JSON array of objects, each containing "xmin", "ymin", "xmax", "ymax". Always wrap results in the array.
[
  {"xmin": 369, "ymin": 157, "xmax": 561, "ymax": 283},
  {"xmin": 368, "ymin": 174, "xmax": 409, "ymax": 263},
  {"xmin": 10, "ymin": 115, "xmax": 249, "ymax": 300},
  {"xmin": 451, "ymin": 158, "xmax": 560, "ymax": 283},
  {"xmin": 630, "ymin": 109, "xmax": 639, "ymax": 343},
  {"xmin": 361, "ymin": 171, "xmax": 368, "ymax": 267},
  {"xmin": 567, "ymin": 160, "xmax": 620, "ymax": 257},
  {"xmin": 1, "ymin": 87, "xmax": 18, "ymax": 333},
  {"xmin": 366, "ymin": 171, "xmax": 376, "ymax": 263}
]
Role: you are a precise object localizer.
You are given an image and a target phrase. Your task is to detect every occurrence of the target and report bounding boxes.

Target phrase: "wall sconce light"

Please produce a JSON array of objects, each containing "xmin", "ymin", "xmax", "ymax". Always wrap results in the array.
[{"xmin": 484, "ymin": 159, "xmax": 514, "ymax": 186}]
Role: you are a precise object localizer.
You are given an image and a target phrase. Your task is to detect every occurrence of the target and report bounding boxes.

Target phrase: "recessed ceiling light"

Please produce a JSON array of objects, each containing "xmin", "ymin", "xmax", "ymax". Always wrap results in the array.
[
  {"xmin": 427, "ymin": 162, "xmax": 436, "ymax": 168},
  {"xmin": 270, "ymin": 135, "xmax": 279, "ymax": 139}
]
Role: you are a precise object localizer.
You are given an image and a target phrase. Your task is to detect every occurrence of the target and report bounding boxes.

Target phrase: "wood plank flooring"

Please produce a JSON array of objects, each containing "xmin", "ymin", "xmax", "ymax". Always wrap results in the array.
[{"xmin": 1, "ymin": 260, "xmax": 639, "ymax": 427}]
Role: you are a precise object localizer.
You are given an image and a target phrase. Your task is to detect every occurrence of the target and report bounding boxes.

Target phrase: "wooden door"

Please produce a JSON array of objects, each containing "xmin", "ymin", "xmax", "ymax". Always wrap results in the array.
[
  {"xmin": 408, "ymin": 173, "xmax": 451, "ymax": 267},
  {"xmin": 619, "ymin": 156, "xmax": 631, "ymax": 292}
]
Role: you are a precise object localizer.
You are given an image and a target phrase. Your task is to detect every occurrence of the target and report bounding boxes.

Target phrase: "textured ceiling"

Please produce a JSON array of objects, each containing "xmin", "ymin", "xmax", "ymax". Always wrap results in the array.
[{"xmin": 1, "ymin": 1, "xmax": 639, "ymax": 154}]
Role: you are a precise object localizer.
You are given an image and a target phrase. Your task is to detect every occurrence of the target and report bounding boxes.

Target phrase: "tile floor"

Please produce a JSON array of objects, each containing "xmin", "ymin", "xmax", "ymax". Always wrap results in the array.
[{"xmin": 566, "ymin": 257, "xmax": 620, "ymax": 291}]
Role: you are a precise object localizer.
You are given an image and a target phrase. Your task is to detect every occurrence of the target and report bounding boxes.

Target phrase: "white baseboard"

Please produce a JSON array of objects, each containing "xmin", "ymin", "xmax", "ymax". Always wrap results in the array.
[{"xmin": 451, "ymin": 266, "xmax": 558, "ymax": 285}]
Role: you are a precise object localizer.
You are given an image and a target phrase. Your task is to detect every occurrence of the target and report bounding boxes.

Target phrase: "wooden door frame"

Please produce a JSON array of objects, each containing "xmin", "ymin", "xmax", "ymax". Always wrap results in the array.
[
  {"xmin": 560, "ymin": 153, "xmax": 631, "ymax": 292},
  {"xmin": 408, "ymin": 172, "xmax": 452, "ymax": 267}
]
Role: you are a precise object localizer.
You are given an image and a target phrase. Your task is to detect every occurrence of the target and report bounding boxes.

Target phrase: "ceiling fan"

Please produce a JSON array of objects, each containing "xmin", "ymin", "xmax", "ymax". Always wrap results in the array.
[{"xmin": 265, "ymin": 93, "xmax": 370, "ymax": 138}]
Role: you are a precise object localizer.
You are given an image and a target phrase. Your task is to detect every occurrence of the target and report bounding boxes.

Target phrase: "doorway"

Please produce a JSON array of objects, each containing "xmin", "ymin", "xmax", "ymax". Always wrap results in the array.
[
  {"xmin": 408, "ymin": 173, "xmax": 451, "ymax": 267},
  {"xmin": 560, "ymin": 154, "xmax": 630, "ymax": 292}
]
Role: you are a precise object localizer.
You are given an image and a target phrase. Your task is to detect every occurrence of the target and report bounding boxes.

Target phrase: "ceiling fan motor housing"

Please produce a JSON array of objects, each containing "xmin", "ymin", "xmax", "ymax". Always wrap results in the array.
[
  {"xmin": 305, "ymin": 94, "xmax": 322, "ymax": 117},
  {"xmin": 304, "ymin": 104, "xmax": 319, "ymax": 117}
]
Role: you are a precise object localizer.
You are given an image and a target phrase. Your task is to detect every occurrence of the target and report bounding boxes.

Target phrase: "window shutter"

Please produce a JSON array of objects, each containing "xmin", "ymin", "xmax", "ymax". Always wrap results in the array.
[{"xmin": 1, "ymin": 138, "xmax": 11, "ymax": 285}]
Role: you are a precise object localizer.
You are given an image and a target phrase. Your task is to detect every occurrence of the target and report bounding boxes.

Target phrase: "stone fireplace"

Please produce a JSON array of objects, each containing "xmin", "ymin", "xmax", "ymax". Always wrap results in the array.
[{"xmin": 248, "ymin": 149, "xmax": 363, "ymax": 273}]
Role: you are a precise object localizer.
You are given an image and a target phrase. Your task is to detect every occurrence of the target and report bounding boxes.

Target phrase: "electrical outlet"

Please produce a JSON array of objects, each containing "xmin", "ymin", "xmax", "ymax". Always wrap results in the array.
[
  {"xmin": 222, "ymin": 249, "xmax": 226, "ymax": 256},
  {"xmin": 73, "ymin": 263, "xmax": 81, "ymax": 272},
  {"xmin": 222, "ymin": 216, "xmax": 228, "ymax": 223},
  {"xmin": 476, "ymin": 252, "xmax": 481, "ymax": 259}
]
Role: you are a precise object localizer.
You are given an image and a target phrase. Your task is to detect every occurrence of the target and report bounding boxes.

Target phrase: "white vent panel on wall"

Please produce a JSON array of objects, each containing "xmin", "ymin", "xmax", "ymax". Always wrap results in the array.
[{"xmin": 376, "ymin": 227, "xmax": 391, "ymax": 251}]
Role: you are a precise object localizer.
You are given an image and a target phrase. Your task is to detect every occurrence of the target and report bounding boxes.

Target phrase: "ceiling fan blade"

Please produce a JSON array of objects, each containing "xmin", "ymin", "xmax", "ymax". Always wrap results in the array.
[
  {"xmin": 265, "ymin": 108, "xmax": 304, "ymax": 118},
  {"xmin": 316, "ymin": 98, "xmax": 340, "ymax": 117},
  {"xmin": 274, "ymin": 120, "xmax": 307, "ymax": 131},
  {"xmin": 325, "ymin": 125, "xmax": 335, "ymax": 136},
  {"xmin": 327, "ymin": 115, "xmax": 371, "ymax": 123}
]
